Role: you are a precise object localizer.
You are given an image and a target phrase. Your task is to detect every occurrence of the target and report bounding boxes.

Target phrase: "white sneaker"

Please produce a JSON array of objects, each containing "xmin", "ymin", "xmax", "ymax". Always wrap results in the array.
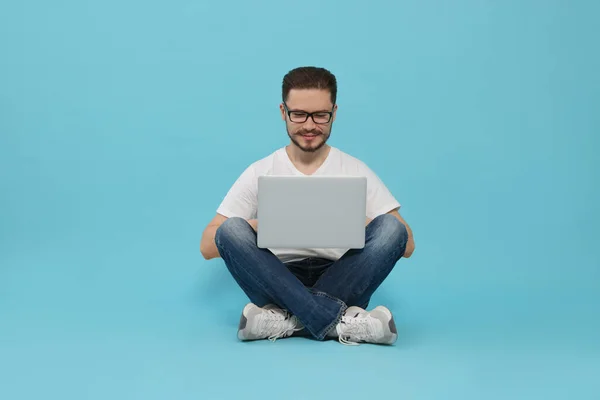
[
  {"xmin": 336, "ymin": 306, "xmax": 398, "ymax": 345},
  {"xmin": 237, "ymin": 303, "xmax": 303, "ymax": 342}
]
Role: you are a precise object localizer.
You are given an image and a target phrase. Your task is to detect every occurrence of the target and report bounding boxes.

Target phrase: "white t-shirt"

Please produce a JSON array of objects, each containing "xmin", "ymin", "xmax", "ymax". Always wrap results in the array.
[{"xmin": 216, "ymin": 146, "xmax": 401, "ymax": 263}]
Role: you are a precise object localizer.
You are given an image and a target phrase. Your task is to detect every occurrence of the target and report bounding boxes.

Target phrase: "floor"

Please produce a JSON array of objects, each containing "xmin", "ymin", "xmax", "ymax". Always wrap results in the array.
[{"xmin": 1, "ymin": 236, "xmax": 598, "ymax": 400}]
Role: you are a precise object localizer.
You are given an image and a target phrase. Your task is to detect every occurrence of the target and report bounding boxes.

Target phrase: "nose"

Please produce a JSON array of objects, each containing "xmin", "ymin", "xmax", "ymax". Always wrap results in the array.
[{"xmin": 303, "ymin": 116, "xmax": 316, "ymax": 130}]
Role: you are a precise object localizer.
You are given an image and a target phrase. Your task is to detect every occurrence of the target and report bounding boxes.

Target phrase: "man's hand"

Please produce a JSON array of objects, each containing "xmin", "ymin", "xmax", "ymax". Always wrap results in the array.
[{"xmin": 247, "ymin": 219, "xmax": 258, "ymax": 232}]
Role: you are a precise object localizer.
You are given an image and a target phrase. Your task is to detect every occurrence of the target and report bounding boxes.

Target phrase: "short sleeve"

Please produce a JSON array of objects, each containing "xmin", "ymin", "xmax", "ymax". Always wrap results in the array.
[
  {"xmin": 360, "ymin": 163, "xmax": 401, "ymax": 219},
  {"xmin": 216, "ymin": 165, "xmax": 258, "ymax": 220}
]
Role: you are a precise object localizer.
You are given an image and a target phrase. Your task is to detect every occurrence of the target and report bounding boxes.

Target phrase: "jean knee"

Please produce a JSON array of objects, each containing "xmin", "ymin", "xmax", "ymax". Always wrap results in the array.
[
  {"xmin": 214, "ymin": 217, "xmax": 253, "ymax": 248},
  {"xmin": 371, "ymin": 214, "xmax": 408, "ymax": 252}
]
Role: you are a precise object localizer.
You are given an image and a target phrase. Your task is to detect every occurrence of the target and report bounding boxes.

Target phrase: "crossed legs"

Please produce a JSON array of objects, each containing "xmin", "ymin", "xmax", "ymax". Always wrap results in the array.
[{"xmin": 214, "ymin": 214, "xmax": 408, "ymax": 342}]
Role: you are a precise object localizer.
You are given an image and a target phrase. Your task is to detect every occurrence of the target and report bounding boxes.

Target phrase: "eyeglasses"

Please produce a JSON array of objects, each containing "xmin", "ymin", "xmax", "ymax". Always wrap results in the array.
[{"xmin": 283, "ymin": 102, "xmax": 334, "ymax": 124}]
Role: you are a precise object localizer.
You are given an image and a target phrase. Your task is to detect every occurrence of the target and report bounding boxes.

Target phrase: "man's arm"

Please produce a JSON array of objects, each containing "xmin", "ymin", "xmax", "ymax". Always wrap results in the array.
[
  {"xmin": 388, "ymin": 209, "xmax": 415, "ymax": 258},
  {"xmin": 200, "ymin": 214, "xmax": 228, "ymax": 260},
  {"xmin": 201, "ymin": 163, "xmax": 258, "ymax": 260}
]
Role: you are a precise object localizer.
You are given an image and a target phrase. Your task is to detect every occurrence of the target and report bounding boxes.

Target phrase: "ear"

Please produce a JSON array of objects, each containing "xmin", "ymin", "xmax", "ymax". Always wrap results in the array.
[
  {"xmin": 280, "ymin": 103, "xmax": 286, "ymax": 121},
  {"xmin": 332, "ymin": 104, "xmax": 338, "ymax": 122}
]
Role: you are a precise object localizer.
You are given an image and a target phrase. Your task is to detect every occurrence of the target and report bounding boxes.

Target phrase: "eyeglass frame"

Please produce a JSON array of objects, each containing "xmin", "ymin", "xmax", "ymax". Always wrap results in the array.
[{"xmin": 282, "ymin": 101, "xmax": 336, "ymax": 124}]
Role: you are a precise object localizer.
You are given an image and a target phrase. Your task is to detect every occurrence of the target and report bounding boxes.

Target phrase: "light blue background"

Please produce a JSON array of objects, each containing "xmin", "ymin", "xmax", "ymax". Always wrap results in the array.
[{"xmin": 1, "ymin": 0, "xmax": 598, "ymax": 399}]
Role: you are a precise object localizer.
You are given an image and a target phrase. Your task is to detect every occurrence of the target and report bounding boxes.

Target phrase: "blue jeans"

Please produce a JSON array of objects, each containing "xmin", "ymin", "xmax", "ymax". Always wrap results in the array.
[{"xmin": 214, "ymin": 214, "xmax": 408, "ymax": 340}]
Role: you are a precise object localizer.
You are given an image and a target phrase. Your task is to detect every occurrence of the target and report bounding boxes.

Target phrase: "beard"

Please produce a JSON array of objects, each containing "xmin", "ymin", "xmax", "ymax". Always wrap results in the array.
[{"xmin": 286, "ymin": 126, "xmax": 331, "ymax": 153}]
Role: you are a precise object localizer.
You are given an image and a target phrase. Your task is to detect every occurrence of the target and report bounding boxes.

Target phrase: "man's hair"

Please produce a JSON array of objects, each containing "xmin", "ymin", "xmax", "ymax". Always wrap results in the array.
[{"xmin": 282, "ymin": 66, "xmax": 337, "ymax": 104}]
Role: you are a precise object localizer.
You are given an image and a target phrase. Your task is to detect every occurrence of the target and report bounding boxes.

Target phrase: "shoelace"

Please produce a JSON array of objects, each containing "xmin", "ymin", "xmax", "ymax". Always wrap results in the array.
[
  {"xmin": 337, "ymin": 315, "xmax": 376, "ymax": 346},
  {"xmin": 258, "ymin": 309, "xmax": 303, "ymax": 342}
]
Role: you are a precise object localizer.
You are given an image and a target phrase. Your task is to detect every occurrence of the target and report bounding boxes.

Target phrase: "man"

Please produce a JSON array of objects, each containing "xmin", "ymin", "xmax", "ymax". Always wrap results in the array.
[{"xmin": 200, "ymin": 66, "xmax": 415, "ymax": 345}]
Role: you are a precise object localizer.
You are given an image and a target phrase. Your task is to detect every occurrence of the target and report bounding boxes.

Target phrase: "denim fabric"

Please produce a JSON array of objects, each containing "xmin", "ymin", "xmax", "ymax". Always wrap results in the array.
[{"xmin": 214, "ymin": 214, "xmax": 408, "ymax": 340}]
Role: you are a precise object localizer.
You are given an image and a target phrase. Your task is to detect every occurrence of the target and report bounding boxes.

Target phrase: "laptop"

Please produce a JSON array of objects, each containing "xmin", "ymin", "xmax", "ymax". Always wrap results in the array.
[{"xmin": 256, "ymin": 175, "xmax": 367, "ymax": 249}]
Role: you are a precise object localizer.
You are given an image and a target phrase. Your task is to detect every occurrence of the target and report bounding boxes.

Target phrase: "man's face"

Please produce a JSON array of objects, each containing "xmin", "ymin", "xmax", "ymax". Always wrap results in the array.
[{"xmin": 280, "ymin": 89, "xmax": 337, "ymax": 153}]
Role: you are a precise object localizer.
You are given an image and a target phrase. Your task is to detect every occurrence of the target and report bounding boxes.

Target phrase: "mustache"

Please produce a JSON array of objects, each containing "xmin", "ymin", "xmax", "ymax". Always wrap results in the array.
[{"xmin": 296, "ymin": 129, "xmax": 322, "ymax": 136}]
